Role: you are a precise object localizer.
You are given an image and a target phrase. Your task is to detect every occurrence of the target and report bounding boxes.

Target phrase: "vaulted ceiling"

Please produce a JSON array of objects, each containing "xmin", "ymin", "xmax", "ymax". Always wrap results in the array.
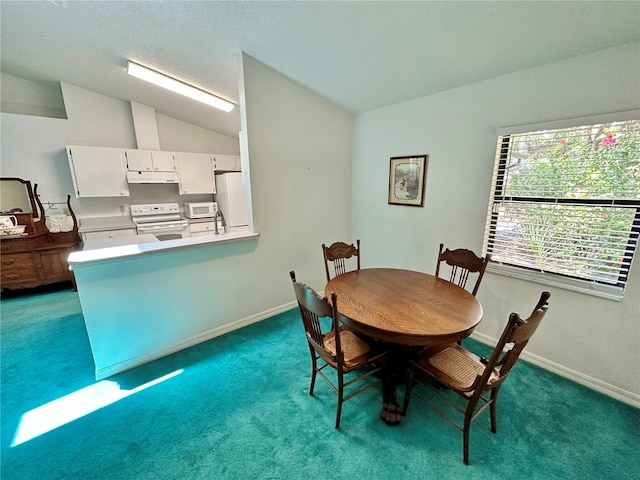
[{"xmin": 1, "ymin": 1, "xmax": 639, "ymax": 136}]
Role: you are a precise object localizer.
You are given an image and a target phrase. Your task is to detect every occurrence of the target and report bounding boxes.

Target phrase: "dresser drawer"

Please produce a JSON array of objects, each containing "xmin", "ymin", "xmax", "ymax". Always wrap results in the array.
[
  {"xmin": 0, "ymin": 253, "xmax": 36, "ymax": 270},
  {"xmin": 1, "ymin": 267, "xmax": 40, "ymax": 285},
  {"xmin": 0, "ymin": 239, "xmax": 32, "ymax": 254}
]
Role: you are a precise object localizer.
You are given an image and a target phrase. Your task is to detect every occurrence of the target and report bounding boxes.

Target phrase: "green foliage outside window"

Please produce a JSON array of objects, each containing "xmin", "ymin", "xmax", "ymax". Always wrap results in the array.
[{"xmin": 507, "ymin": 121, "xmax": 640, "ymax": 199}]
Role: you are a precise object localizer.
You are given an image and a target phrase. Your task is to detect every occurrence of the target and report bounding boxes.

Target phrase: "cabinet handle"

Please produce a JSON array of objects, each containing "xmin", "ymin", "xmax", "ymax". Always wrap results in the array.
[
  {"xmin": 6, "ymin": 274, "xmax": 19, "ymax": 280},
  {"xmin": 1, "ymin": 259, "xmax": 15, "ymax": 265}
]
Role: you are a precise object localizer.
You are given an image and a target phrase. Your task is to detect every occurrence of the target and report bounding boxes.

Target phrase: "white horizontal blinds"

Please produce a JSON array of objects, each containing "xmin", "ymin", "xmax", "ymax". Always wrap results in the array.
[
  {"xmin": 485, "ymin": 119, "xmax": 640, "ymax": 289},
  {"xmin": 490, "ymin": 203, "xmax": 636, "ymax": 285}
]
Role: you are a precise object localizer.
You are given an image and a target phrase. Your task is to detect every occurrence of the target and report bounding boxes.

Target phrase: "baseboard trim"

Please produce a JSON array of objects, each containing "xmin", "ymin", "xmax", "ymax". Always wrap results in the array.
[
  {"xmin": 470, "ymin": 331, "xmax": 640, "ymax": 409},
  {"xmin": 95, "ymin": 301, "xmax": 298, "ymax": 380}
]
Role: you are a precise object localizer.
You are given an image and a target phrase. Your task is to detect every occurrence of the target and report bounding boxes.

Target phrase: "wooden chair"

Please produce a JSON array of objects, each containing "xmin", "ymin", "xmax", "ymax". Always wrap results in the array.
[
  {"xmin": 289, "ymin": 270, "xmax": 386, "ymax": 429},
  {"xmin": 435, "ymin": 243, "xmax": 490, "ymax": 296},
  {"xmin": 402, "ymin": 292, "xmax": 551, "ymax": 464},
  {"xmin": 322, "ymin": 240, "xmax": 361, "ymax": 283}
]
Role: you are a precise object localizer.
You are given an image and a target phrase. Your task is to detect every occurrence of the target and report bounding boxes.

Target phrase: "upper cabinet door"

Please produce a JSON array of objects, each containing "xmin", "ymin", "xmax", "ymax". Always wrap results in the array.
[
  {"xmin": 213, "ymin": 155, "xmax": 241, "ymax": 172},
  {"xmin": 67, "ymin": 146, "xmax": 130, "ymax": 198},
  {"xmin": 151, "ymin": 151, "xmax": 176, "ymax": 172},
  {"xmin": 125, "ymin": 149, "xmax": 153, "ymax": 171},
  {"xmin": 125, "ymin": 150, "xmax": 176, "ymax": 172},
  {"xmin": 177, "ymin": 153, "xmax": 215, "ymax": 194}
]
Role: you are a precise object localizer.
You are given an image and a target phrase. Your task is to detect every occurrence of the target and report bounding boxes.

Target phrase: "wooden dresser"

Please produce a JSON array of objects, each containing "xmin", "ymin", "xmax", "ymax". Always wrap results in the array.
[
  {"xmin": 1, "ymin": 231, "xmax": 79, "ymax": 291},
  {"xmin": 1, "ymin": 179, "xmax": 81, "ymax": 293}
]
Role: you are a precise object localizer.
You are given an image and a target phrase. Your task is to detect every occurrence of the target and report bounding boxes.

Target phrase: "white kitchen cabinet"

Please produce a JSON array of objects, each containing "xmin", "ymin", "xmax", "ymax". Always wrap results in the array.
[
  {"xmin": 78, "ymin": 216, "xmax": 137, "ymax": 244},
  {"xmin": 151, "ymin": 151, "xmax": 177, "ymax": 171},
  {"xmin": 125, "ymin": 149, "xmax": 152, "ymax": 171},
  {"xmin": 82, "ymin": 228, "xmax": 137, "ymax": 243},
  {"xmin": 125, "ymin": 149, "xmax": 176, "ymax": 172},
  {"xmin": 213, "ymin": 154, "xmax": 241, "ymax": 172},
  {"xmin": 177, "ymin": 153, "xmax": 215, "ymax": 194},
  {"xmin": 66, "ymin": 145, "xmax": 130, "ymax": 198},
  {"xmin": 189, "ymin": 221, "xmax": 215, "ymax": 237}
]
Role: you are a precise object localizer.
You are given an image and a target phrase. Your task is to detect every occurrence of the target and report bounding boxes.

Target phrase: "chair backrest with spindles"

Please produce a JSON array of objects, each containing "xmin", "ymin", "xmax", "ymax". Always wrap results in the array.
[
  {"xmin": 322, "ymin": 240, "xmax": 361, "ymax": 283},
  {"xmin": 435, "ymin": 243, "xmax": 490, "ymax": 296},
  {"xmin": 290, "ymin": 270, "xmax": 343, "ymax": 367}
]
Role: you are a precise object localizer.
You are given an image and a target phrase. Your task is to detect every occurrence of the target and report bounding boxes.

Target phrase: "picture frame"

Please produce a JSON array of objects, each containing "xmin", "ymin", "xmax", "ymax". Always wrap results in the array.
[{"xmin": 388, "ymin": 154, "xmax": 428, "ymax": 207}]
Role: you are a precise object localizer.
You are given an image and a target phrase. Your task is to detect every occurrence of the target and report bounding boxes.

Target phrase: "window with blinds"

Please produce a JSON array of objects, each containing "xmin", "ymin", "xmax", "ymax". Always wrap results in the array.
[{"xmin": 483, "ymin": 118, "xmax": 640, "ymax": 299}]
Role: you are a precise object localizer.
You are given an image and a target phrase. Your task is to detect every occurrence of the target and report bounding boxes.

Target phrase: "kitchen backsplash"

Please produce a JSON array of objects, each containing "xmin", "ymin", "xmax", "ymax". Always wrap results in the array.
[{"xmin": 73, "ymin": 184, "xmax": 214, "ymax": 219}]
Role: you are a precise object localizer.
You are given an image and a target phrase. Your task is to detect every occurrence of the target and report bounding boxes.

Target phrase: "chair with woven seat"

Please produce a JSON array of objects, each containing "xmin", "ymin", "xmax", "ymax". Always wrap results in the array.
[
  {"xmin": 435, "ymin": 243, "xmax": 490, "ymax": 296},
  {"xmin": 289, "ymin": 270, "xmax": 386, "ymax": 429},
  {"xmin": 322, "ymin": 239, "xmax": 361, "ymax": 283},
  {"xmin": 402, "ymin": 291, "xmax": 551, "ymax": 464}
]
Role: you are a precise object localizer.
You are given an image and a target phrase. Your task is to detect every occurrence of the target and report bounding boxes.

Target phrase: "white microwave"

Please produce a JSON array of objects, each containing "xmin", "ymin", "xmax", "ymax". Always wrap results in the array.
[{"xmin": 184, "ymin": 202, "xmax": 217, "ymax": 219}]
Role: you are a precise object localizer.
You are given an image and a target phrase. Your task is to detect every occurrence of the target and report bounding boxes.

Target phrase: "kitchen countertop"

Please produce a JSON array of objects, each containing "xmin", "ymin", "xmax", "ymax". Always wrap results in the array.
[
  {"xmin": 78, "ymin": 216, "xmax": 136, "ymax": 233},
  {"xmin": 68, "ymin": 230, "xmax": 259, "ymax": 265}
]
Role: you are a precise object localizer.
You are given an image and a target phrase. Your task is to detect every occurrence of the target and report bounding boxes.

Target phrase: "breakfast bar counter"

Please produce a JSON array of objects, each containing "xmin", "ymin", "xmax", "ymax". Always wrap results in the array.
[
  {"xmin": 68, "ymin": 230, "xmax": 260, "ymax": 380},
  {"xmin": 68, "ymin": 230, "xmax": 259, "ymax": 264}
]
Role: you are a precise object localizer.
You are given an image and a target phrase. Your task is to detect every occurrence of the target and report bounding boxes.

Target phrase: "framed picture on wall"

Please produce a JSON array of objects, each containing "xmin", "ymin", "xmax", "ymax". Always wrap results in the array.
[{"xmin": 388, "ymin": 154, "xmax": 428, "ymax": 207}]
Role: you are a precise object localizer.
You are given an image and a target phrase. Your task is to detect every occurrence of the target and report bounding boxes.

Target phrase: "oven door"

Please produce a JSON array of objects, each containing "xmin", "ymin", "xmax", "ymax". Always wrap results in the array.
[{"xmin": 136, "ymin": 221, "xmax": 190, "ymax": 241}]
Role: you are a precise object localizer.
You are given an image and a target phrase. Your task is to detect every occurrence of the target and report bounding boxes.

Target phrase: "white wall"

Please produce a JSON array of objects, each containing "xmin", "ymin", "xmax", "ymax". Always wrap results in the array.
[
  {"xmin": 352, "ymin": 42, "xmax": 640, "ymax": 405},
  {"xmin": 240, "ymin": 53, "xmax": 355, "ymax": 296},
  {"xmin": 156, "ymin": 113, "xmax": 239, "ymax": 154},
  {"xmin": 61, "ymin": 83, "xmax": 137, "ymax": 149},
  {"xmin": 1, "ymin": 113, "xmax": 74, "ymax": 205},
  {"xmin": 1, "ymin": 72, "xmax": 66, "ymax": 119}
]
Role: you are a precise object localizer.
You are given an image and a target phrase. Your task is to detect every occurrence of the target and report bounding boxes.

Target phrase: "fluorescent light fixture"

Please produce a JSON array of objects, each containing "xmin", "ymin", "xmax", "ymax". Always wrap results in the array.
[{"xmin": 127, "ymin": 61, "xmax": 234, "ymax": 112}]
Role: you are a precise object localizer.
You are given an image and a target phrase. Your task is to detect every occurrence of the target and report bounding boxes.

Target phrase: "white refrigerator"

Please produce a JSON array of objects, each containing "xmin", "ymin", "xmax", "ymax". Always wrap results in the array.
[{"xmin": 215, "ymin": 172, "xmax": 248, "ymax": 232}]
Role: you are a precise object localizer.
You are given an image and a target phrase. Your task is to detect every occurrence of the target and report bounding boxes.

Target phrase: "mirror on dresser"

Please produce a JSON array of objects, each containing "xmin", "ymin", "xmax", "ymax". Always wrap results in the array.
[
  {"xmin": 1, "ymin": 177, "xmax": 44, "ymax": 235},
  {"xmin": 0, "ymin": 177, "xmax": 81, "ymax": 293},
  {"xmin": 1, "ymin": 177, "xmax": 38, "ymax": 215}
]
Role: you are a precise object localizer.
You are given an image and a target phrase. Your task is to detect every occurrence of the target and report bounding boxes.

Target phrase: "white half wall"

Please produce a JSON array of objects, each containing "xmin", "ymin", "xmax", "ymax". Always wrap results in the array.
[{"xmin": 351, "ymin": 42, "xmax": 640, "ymax": 405}]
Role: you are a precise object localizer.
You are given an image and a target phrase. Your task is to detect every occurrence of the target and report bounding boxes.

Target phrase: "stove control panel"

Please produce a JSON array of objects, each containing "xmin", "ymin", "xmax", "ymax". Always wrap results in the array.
[{"xmin": 131, "ymin": 203, "xmax": 180, "ymax": 217}]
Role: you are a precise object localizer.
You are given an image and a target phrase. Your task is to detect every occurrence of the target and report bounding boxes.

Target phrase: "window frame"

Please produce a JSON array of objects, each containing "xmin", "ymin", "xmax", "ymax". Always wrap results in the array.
[{"xmin": 483, "ymin": 110, "xmax": 640, "ymax": 301}]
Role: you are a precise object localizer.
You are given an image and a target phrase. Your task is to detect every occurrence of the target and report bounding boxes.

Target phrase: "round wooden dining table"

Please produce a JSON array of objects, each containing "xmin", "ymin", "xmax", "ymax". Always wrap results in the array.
[{"xmin": 325, "ymin": 268, "xmax": 483, "ymax": 425}]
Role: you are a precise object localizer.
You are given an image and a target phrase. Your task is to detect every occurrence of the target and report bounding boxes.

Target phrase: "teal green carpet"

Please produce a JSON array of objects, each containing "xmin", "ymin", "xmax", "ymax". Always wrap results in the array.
[{"xmin": 1, "ymin": 289, "xmax": 639, "ymax": 479}]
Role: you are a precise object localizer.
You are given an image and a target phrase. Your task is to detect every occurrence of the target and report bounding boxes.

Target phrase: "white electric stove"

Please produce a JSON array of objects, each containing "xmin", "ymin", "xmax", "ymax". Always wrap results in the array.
[{"xmin": 130, "ymin": 203, "xmax": 190, "ymax": 241}]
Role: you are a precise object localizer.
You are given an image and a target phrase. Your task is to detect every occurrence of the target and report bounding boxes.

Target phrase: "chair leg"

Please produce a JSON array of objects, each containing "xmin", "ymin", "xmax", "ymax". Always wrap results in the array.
[
  {"xmin": 335, "ymin": 370, "xmax": 344, "ymax": 429},
  {"xmin": 463, "ymin": 413, "xmax": 472, "ymax": 465},
  {"xmin": 490, "ymin": 389, "xmax": 499, "ymax": 433},
  {"xmin": 309, "ymin": 353, "xmax": 317, "ymax": 396}
]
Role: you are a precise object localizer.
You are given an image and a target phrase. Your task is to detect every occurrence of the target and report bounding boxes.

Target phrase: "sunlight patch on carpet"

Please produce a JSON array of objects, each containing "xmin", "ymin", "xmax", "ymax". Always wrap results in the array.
[{"xmin": 11, "ymin": 369, "xmax": 183, "ymax": 447}]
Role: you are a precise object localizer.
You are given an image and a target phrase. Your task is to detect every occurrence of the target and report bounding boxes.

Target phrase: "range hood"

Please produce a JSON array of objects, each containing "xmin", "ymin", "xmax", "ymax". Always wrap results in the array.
[
  {"xmin": 127, "ymin": 102, "xmax": 179, "ymax": 184},
  {"xmin": 126, "ymin": 171, "xmax": 179, "ymax": 184}
]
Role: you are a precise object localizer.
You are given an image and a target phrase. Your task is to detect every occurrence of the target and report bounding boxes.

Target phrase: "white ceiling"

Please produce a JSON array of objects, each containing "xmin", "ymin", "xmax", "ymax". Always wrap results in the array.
[{"xmin": 1, "ymin": 1, "xmax": 639, "ymax": 136}]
